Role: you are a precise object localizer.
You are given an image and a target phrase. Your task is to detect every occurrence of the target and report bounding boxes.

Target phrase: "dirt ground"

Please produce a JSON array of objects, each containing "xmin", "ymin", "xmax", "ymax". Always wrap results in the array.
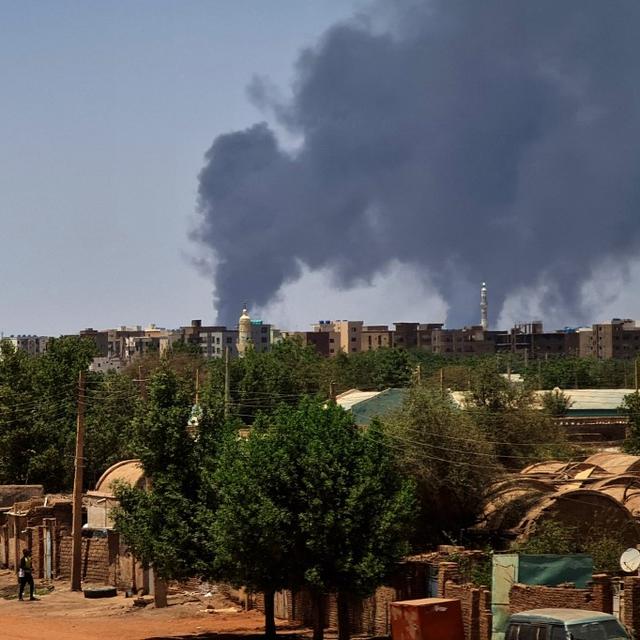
[{"xmin": 0, "ymin": 570, "xmax": 305, "ymax": 640}]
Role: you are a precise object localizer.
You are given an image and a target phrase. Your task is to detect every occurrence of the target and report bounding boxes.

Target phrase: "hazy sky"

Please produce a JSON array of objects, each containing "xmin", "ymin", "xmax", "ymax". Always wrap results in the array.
[{"xmin": 0, "ymin": 1, "xmax": 363, "ymax": 336}]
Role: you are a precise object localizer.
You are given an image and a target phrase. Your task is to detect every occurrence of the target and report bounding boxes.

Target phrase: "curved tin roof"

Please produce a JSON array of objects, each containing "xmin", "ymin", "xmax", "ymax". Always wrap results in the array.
[
  {"xmin": 95, "ymin": 459, "xmax": 145, "ymax": 495},
  {"xmin": 584, "ymin": 453, "xmax": 640, "ymax": 474}
]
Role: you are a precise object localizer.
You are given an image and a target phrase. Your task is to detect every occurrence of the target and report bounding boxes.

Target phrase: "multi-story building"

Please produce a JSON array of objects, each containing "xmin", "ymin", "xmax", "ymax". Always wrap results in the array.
[
  {"xmin": 579, "ymin": 319, "xmax": 640, "ymax": 359},
  {"xmin": 417, "ymin": 323, "xmax": 445, "ymax": 351},
  {"xmin": 80, "ymin": 325, "xmax": 178, "ymax": 362},
  {"xmin": 361, "ymin": 325, "xmax": 393, "ymax": 351},
  {"xmin": 1, "ymin": 335, "xmax": 50, "ymax": 356},
  {"xmin": 182, "ymin": 320, "xmax": 238, "ymax": 358},
  {"xmin": 182, "ymin": 312, "xmax": 272, "ymax": 359},
  {"xmin": 431, "ymin": 325, "xmax": 495, "ymax": 356},
  {"xmin": 492, "ymin": 322, "xmax": 580, "ymax": 358},
  {"xmin": 392, "ymin": 323, "xmax": 419, "ymax": 350}
]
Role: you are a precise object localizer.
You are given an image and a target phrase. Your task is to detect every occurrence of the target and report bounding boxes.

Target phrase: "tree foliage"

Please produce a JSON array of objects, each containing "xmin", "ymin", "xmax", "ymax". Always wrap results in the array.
[
  {"xmin": 621, "ymin": 392, "xmax": 640, "ymax": 454},
  {"xmin": 464, "ymin": 363, "xmax": 569, "ymax": 466},
  {"xmin": 382, "ymin": 386, "xmax": 497, "ymax": 545},
  {"xmin": 212, "ymin": 400, "xmax": 415, "ymax": 640},
  {"xmin": 113, "ymin": 367, "xmax": 222, "ymax": 579}
]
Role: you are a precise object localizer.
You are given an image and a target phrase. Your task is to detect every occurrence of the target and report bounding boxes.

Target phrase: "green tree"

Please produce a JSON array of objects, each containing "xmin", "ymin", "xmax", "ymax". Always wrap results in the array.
[
  {"xmin": 621, "ymin": 392, "xmax": 640, "ymax": 454},
  {"xmin": 465, "ymin": 363, "xmax": 568, "ymax": 467},
  {"xmin": 541, "ymin": 388, "xmax": 574, "ymax": 417},
  {"xmin": 212, "ymin": 400, "xmax": 415, "ymax": 640},
  {"xmin": 212, "ymin": 419, "xmax": 299, "ymax": 640},
  {"xmin": 291, "ymin": 403, "xmax": 415, "ymax": 640},
  {"xmin": 382, "ymin": 385, "xmax": 497, "ymax": 545},
  {"xmin": 114, "ymin": 367, "xmax": 222, "ymax": 580},
  {"xmin": 84, "ymin": 371, "xmax": 139, "ymax": 488},
  {"xmin": 0, "ymin": 336, "xmax": 97, "ymax": 491}
]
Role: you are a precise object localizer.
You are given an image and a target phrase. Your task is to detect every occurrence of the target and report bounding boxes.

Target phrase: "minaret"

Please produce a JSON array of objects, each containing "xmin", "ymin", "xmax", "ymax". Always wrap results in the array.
[
  {"xmin": 237, "ymin": 304, "xmax": 252, "ymax": 357},
  {"xmin": 480, "ymin": 282, "xmax": 488, "ymax": 330}
]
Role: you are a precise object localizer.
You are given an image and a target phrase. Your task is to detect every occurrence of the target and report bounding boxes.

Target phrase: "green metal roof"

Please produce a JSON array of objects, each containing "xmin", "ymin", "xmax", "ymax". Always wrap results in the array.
[{"xmin": 343, "ymin": 388, "xmax": 407, "ymax": 425}]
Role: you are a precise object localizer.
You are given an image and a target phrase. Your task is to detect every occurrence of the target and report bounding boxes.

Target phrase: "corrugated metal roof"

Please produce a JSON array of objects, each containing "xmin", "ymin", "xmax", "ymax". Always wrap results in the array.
[
  {"xmin": 450, "ymin": 388, "xmax": 636, "ymax": 412},
  {"xmin": 335, "ymin": 389, "xmax": 381, "ymax": 411},
  {"xmin": 543, "ymin": 389, "xmax": 637, "ymax": 411},
  {"xmin": 336, "ymin": 388, "xmax": 407, "ymax": 425}
]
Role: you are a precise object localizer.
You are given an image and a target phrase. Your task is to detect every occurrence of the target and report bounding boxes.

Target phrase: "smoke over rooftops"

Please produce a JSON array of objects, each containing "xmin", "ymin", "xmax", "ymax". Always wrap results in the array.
[{"xmin": 192, "ymin": 0, "xmax": 640, "ymax": 327}]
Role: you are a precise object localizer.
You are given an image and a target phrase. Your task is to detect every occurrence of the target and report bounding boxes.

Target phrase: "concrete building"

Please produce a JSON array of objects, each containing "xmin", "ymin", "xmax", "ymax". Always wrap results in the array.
[
  {"xmin": 181, "ymin": 319, "xmax": 238, "ymax": 358},
  {"xmin": 89, "ymin": 357, "xmax": 125, "ymax": 374},
  {"xmin": 493, "ymin": 322, "xmax": 581, "ymax": 358},
  {"xmin": 361, "ymin": 325, "xmax": 393, "ymax": 351},
  {"xmin": 392, "ymin": 323, "xmax": 419, "ymax": 350},
  {"xmin": 579, "ymin": 319, "xmax": 640, "ymax": 359},
  {"xmin": 2, "ymin": 335, "xmax": 50, "ymax": 356},
  {"xmin": 431, "ymin": 325, "xmax": 495, "ymax": 356}
]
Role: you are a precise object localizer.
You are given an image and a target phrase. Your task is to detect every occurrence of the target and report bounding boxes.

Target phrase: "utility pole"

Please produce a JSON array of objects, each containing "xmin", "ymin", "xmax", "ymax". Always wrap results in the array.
[
  {"xmin": 415, "ymin": 364, "xmax": 422, "ymax": 385},
  {"xmin": 329, "ymin": 380, "xmax": 337, "ymax": 402},
  {"xmin": 439, "ymin": 368, "xmax": 444, "ymax": 397},
  {"xmin": 635, "ymin": 357, "xmax": 639, "ymax": 394},
  {"xmin": 224, "ymin": 347, "xmax": 231, "ymax": 419},
  {"xmin": 71, "ymin": 370, "xmax": 86, "ymax": 591}
]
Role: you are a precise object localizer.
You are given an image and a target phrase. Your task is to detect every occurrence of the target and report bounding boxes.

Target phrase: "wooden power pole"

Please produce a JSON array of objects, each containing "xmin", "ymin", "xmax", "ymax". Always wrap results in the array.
[
  {"xmin": 71, "ymin": 370, "xmax": 86, "ymax": 591},
  {"xmin": 224, "ymin": 347, "xmax": 231, "ymax": 419}
]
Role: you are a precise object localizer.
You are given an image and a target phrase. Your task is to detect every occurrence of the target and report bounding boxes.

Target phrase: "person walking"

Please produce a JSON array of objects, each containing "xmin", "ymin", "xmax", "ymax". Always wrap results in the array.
[{"xmin": 18, "ymin": 548, "xmax": 36, "ymax": 601}]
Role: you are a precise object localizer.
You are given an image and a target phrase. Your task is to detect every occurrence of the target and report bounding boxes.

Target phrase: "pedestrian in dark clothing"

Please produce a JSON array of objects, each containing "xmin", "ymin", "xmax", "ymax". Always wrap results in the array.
[{"xmin": 18, "ymin": 548, "xmax": 36, "ymax": 601}]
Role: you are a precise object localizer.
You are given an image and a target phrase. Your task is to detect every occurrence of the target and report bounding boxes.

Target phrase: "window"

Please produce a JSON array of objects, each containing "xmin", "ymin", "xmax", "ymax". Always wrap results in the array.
[
  {"xmin": 351, "ymin": 337, "xmax": 356, "ymax": 343},
  {"xmin": 329, "ymin": 338, "xmax": 334, "ymax": 343},
  {"xmin": 329, "ymin": 349, "xmax": 334, "ymax": 353},
  {"xmin": 351, "ymin": 327, "xmax": 357, "ymax": 332},
  {"xmin": 226, "ymin": 337, "xmax": 232, "ymax": 343},
  {"xmin": 550, "ymin": 627, "xmax": 566, "ymax": 640},
  {"xmin": 261, "ymin": 337, "xmax": 267, "ymax": 343},
  {"xmin": 351, "ymin": 348, "xmax": 356, "ymax": 352}
]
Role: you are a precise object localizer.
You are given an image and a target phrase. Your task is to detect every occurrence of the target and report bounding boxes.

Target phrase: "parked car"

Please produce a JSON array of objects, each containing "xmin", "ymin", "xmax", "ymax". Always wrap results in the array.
[{"xmin": 506, "ymin": 608, "xmax": 630, "ymax": 640}]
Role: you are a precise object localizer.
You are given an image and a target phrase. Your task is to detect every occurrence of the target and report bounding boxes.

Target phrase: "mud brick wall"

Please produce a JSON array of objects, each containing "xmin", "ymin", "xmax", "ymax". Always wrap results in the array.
[
  {"xmin": 249, "ymin": 558, "xmax": 432, "ymax": 637},
  {"xmin": 623, "ymin": 576, "xmax": 640, "ymax": 636},
  {"xmin": 509, "ymin": 583, "xmax": 602, "ymax": 614},
  {"xmin": 445, "ymin": 582, "xmax": 482, "ymax": 640},
  {"xmin": 58, "ymin": 534, "xmax": 119, "ymax": 585}
]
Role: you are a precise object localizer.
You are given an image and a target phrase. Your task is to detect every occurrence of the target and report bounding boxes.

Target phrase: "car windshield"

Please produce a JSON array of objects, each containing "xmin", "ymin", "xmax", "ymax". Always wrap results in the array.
[{"xmin": 567, "ymin": 619, "xmax": 628, "ymax": 640}]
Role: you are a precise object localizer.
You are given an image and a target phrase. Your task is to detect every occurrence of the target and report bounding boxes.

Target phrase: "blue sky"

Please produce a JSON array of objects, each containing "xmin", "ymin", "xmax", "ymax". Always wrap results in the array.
[{"xmin": 0, "ymin": 1, "xmax": 362, "ymax": 335}]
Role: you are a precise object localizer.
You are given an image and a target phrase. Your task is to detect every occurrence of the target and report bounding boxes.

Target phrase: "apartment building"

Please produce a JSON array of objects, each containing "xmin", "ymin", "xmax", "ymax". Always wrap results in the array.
[
  {"xmin": 80, "ymin": 325, "xmax": 178, "ymax": 362},
  {"xmin": 491, "ymin": 322, "xmax": 580, "ymax": 357},
  {"xmin": 182, "ymin": 320, "xmax": 238, "ymax": 358},
  {"xmin": 181, "ymin": 318, "xmax": 272, "ymax": 358},
  {"xmin": 2, "ymin": 335, "xmax": 50, "ymax": 356},
  {"xmin": 431, "ymin": 325, "xmax": 495, "ymax": 356},
  {"xmin": 579, "ymin": 319, "xmax": 640, "ymax": 359},
  {"xmin": 361, "ymin": 325, "xmax": 393, "ymax": 351}
]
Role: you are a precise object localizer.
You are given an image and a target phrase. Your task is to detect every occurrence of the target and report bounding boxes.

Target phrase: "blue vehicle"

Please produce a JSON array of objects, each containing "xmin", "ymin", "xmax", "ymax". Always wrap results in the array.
[{"xmin": 506, "ymin": 608, "xmax": 630, "ymax": 640}]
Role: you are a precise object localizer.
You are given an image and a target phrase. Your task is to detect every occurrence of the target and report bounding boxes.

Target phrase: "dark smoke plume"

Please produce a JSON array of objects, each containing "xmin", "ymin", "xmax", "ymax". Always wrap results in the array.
[{"xmin": 193, "ymin": 0, "xmax": 640, "ymax": 327}]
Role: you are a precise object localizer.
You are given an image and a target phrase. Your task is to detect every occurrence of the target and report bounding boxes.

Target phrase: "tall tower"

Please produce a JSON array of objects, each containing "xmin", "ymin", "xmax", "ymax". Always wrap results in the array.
[
  {"xmin": 237, "ymin": 304, "xmax": 252, "ymax": 357},
  {"xmin": 480, "ymin": 282, "xmax": 488, "ymax": 330}
]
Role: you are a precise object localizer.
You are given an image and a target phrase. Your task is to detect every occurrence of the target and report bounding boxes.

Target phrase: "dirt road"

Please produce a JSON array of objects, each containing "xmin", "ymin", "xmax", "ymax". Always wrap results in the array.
[{"xmin": 0, "ymin": 571, "xmax": 300, "ymax": 640}]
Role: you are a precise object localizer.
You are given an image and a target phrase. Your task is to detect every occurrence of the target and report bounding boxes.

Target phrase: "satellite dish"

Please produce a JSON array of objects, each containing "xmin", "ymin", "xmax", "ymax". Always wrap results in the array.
[{"xmin": 620, "ymin": 548, "xmax": 640, "ymax": 573}]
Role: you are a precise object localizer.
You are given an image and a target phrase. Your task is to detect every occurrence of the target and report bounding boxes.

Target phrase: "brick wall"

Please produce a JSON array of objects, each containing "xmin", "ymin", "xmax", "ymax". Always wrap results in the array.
[
  {"xmin": 623, "ymin": 576, "xmax": 640, "ymax": 635},
  {"xmin": 58, "ymin": 533, "xmax": 120, "ymax": 585},
  {"xmin": 510, "ymin": 583, "xmax": 598, "ymax": 613},
  {"xmin": 247, "ymin": 558, "xmax": 432, "ymax": 636},
  {"xmin": 439, "ymin": 560, "xmax": 613, "ymax": 640}
]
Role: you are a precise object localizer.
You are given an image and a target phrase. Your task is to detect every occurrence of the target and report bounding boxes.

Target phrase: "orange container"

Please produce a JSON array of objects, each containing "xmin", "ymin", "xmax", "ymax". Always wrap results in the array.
[{"xmin": 390, "ymin": 597, "xmax": 465, "ymax": 640}]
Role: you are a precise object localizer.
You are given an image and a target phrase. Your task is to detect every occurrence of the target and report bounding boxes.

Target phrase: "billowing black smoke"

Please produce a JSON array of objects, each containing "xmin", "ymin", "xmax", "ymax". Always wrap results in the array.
[{"xmin": 193, "ymin": 0, "xmax": 640, "ymax": 327}]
